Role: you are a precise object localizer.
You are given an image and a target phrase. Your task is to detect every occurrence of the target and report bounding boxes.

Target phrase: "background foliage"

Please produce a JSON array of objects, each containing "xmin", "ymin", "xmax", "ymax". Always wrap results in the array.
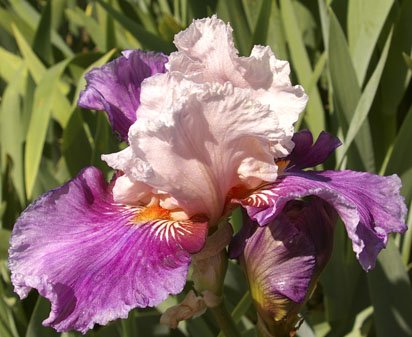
[{"xmin": 0, "ymin": 0, "xmax": 412, "ymax": 336}]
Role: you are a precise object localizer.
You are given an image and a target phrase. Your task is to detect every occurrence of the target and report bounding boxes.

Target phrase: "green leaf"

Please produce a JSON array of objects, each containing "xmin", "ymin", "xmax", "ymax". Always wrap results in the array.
[
  {"xmin": 0, "ymin": 48, "xmax": 26, "ymax": 93},
  {"xmin": 347, "ymin": 0, "xmax": 394, "ymax": 85},
  {"xmin": 385, "ymin": 104, "xmax": 412, "ymax": 205},
  {"xmin": 402, "ymin": 52, "xmax": 412, "ymax": 71},
  {"xmin": 118, "ymin": 311, "xmax": 137, "ymax": 337},
  {"xmin": 25, "ymin": 59, "xmax": 72, "ymax": 199},
  {"xmin": 379, "ymin": 0, "xmax": 412, "ymax": 145},
  {"xmin": 0, "ymin": 72, "xmax": 25, "ymax": 203},
  {"xmin": 280, "ymin": 0, "xmax": 325, "ymax": 136},
  {"xmin": 186, "ymin": 0, "xmax": 211, "ymax": 23},
  {"xmin": 216, "ymin": 0, "xmax": 252, "ymax": 56},
  {"xmin": 0, "ymin": 7, "xmax": 35, "ymax": 46},
  {"xmin": 337, "ymin": 28, "xmax": 393, "ymax": 167},
  {"xmin": 105, "ymin": 4, "xmax": 117, "ymax": 51},
  {"xmin": 231, "ymin": 292, "xmax": 251, "ymax": 323},
  {"xmin": 65, "ymin": 7, "xmax": 105, "ymax": 50},
  {"xmin": 51, "ymin": 88, "xmax": 72, "ymax": 129},
  {"xmin": 317, "ymin": 0, "xmax": 330, "ymax": 49},
  {"xmin": 62, "ymin": 109, "xmax": 93, "ymax": 177},
  {"xmin": 251, "ymin": 0, "xmax": 272, "ymax": 45},
  {"xmin": 117, "ymin": 0, "xmax": 157, "ymax": 34},
  {"xmin": 0, "ymin": 229, "xmax": 11, "ymax": 260},
  {"xmin": 328, "ymin": 9, "xmax": 375, "ymax": 172},
  {"xmin": 96, "ymin": 0, "xmax": 174, "ymax": 53},
  {"xmin": 9, "ymin": 0, "xmax": 73, "ymax": 57},
  {"xmin": 367, "ymin": 238, "xmax": 412, "ymax": 337},
  {"xmin": 402, "ymin": 201, "xmax": 412, "ymax": 266},
  {"xmin": 158, "ymin": 14, "xmax": 183, "ymax": 43},
  {"xmin": 242, "ymin": 0, "xmax": 264, "ymax": 30},
  {"xmin": 321, "ymin": 224, "xmax": 363, "ymax": 333},
  {"xmin": 25, "ymin": 297, "xmax": 59, "ymax": 337},
  {"xmin": 306, "ymin": 51, "xmax": 327, "ymax": 96},
  {"xmin": 33, "ymin": 0, "xmax": 53, "ymax": 64},
  {"xmin": 266, "ymin": 0, "xmax": 288, "ymax": 60},
  {"xmin": 344, "ymin": 306, "xmax": 373, "ymax": 337},
  {"xmin": 12, "ymin": 24, "xmax": 46, "ymax": 84}
]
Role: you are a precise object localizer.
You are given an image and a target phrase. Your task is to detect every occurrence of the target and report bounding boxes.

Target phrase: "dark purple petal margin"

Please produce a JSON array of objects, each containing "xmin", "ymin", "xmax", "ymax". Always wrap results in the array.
[{"xmin": 287, "ymin": 130, "xmax": 341, "ymax": 169}]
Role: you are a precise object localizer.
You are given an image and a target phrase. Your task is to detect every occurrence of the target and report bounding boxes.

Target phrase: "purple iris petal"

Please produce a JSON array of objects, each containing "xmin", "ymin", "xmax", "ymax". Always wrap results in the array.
[
  {"xmin": 287, "ymin": 130, "xmax": 341, "ymax": 169},
  {"xmin": 240, "ymin": 170, "xmax": 407, "ymax": 271},
  {"xmin": 8, "ymin": 167, "xmax": 207, "ymax": 333},
  {"xmin": 238, "ymin": 198, "xmax": 335, "ymax": 324},
  {"xmin": 78, "ymin": 50, "xmax": 168, "ymax": 140}
]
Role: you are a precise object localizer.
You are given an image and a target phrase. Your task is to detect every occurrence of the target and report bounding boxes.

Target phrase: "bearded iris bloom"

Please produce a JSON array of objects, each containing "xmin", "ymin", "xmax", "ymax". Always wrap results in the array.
[
  {"xmin": 229, "ymin": 130, "xmax": 407, "ymax": 335},
  {"xmin": 8, "ymin": 16, "xmax": 406, "ymax": 334}
]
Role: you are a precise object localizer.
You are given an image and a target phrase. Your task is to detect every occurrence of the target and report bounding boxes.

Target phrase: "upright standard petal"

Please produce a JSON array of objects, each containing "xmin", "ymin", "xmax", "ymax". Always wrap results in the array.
[
  {"xmin": 286, "ymin": 130, "xmax": 342, "ymax": 169},
  {"xmin": 9, "ymin": 167, "xmax": 207, "ymax": 333},
  {"xmin": 239, "ymin": 170, "xmax": 407, "ymax": 271},
  {"xmin": 78, "ymin": 50, "xmax": 167, "ymax": 140},
  {"xmin": 168, "ymin": 16, "xmax": 307, "ymax": 157},
  {"xmin": 236, "ymin": 198, "xmax": 336, "ymax": 335},
  {"xmin": 103, "ymin": 75, "xmax": 287, "ymax": 223}
]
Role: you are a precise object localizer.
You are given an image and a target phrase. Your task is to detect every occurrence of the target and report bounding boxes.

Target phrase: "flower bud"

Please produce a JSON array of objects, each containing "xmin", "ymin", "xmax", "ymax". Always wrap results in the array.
[{"xmin": 233, "ymin": 198, "xmax": 336, "ymax": 336}]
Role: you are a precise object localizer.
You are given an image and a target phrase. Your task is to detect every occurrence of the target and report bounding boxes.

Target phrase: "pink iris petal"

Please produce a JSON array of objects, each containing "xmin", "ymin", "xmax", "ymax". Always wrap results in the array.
[
  {"xmin": 240, "ymin": 170, "xmax": 407, "ymax": 271},
  {"xmin": 103, "ymin": 75, "xmax": 289, "ymax": 223},
  {"xmin": 78, "ymin": 50, "xmax": 167, "ymax": 140},
  {"xmin": 169, "ymin": 15, "xmax": 307, "ymax": 157},
  {"xmin": 9, "ymin": 167, "xmax": 207, "ymax": 333},
  {"xmin": 103, "ymin": 17, "xmax": 307, "ymax": 222}
]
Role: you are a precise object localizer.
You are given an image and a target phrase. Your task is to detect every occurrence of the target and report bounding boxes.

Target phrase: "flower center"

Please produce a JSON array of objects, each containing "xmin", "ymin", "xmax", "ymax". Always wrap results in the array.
[{"xmin": 133, "ymin": 204, "xmax": 171, "ymax": 223}]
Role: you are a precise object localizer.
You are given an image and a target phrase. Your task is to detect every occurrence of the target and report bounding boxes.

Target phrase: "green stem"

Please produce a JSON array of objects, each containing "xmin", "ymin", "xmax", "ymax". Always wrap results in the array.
[{"xmin": 210, "ymin": 301, "xmax": 241, "ymax": 337}]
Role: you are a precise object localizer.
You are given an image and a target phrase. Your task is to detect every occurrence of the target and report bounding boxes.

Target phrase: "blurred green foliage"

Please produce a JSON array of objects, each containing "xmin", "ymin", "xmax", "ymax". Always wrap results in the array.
[{"xmin": 0, "ymin": 0, "xmax": 411, "ymax": 336}]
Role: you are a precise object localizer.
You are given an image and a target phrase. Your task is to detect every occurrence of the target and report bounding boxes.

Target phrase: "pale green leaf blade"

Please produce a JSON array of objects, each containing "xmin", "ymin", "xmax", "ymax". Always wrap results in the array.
[
  {"xmin": 0, "ymin": 48, "xmax": 26, "ymax": 93},
  {"xmin": 32, "ymin": 0, "xmax": 53, "ymax": 64},
  {"xmin": 280, "ymin": 0, "xmax": 325, "ymax": 136},
  {"xmin": 10, "ymin": 0, "xmax": 73, "ymax": 57},
  {"xmin": 347, "ymin": 0, "xmax": 394, "ymax": 85},
  {"xmin": 25, "ymin": 59, "xmax": 71, "ymax": 199},
  {"xmin": 65, "ymin": 7, "xmax": 105, "ymax": 51},
  {"xmin": 0, "ymin": 229, "xmax": 11, "ymax": 260},
  {"xmin": 379, "ymin": 0, "xmax": 412, "ymax": 145},
  {"xmin": 338, "ymin": 28, "xmax": 393, "ymax": 167},
  {"xmin": 0, "ymin": 74, "xmax": 25, "ymax": 203},
  {"xmin": 403, "ymin": 52, "xmax": 412, "ymax": 70},
  {"xmin": 266, "ymin": 0, "xmax": 288, "ymax": 60},
  {"xmin": 385, "ymin": 105, "xmax": 412, "ymax": 205},
  {"xmin": 328, "ymin": 9, "xmax": 375, "ymax": 171},
  {"xmin": 367, "ymin": 239, "xmax": 412, "ymax": 337},
  {"xmin": 96, "ymin": 0, "xmax": 174, "ymax": 53},
  {"xmin": 12, "ymin": 24, "xmax": 46, "ymax": 84}
]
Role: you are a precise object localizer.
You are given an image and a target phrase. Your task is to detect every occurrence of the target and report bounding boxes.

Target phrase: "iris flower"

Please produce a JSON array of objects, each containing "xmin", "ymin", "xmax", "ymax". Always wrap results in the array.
[{"xmin": 8, "ymin": 16, "xmax": 406, "ymax": 334}]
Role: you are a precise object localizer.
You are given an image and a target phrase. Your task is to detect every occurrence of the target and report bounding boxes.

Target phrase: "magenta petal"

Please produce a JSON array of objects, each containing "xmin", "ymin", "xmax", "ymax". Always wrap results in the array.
[
  {"xmin": 9, "ymin": 167, "xmax": 207, "ymax": 333},
  {"xmin": 78, "ymin": 50, "xmax": 167, "ymax": 140},
  {"xmin": 241, "ymin": 170, "xmax": 407, "ymax": 271},
  {"xmin": 287, "ymin": 130, "xmax": 341, "ymax": 169},
  {"xmin": 238, "ymin": 198, "xmax": 335, "ymax": 324}
]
